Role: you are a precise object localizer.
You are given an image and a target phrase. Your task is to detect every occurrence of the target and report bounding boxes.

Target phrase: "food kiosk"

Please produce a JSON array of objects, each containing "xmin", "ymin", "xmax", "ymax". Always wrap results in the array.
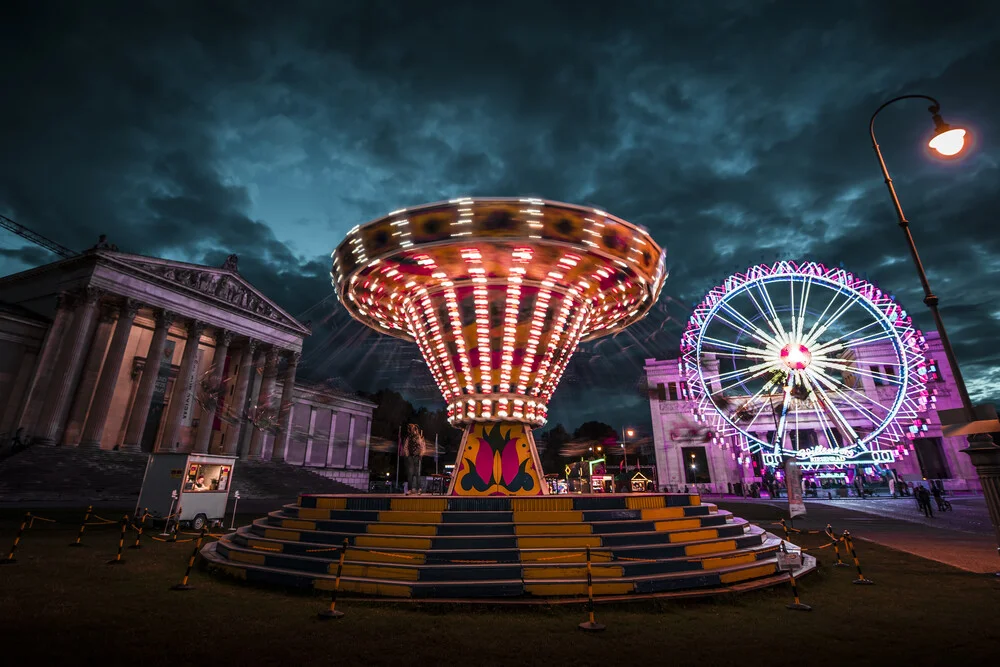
[{"xmin": 136, "ymin": 453, "xmax": 237, "ymax": 531}]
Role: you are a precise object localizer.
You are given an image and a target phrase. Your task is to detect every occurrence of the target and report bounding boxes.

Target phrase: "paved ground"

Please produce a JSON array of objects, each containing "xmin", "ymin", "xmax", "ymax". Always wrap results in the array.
[{"xmin": 717, "ymin": 496, "xmax": 1000, "ymax": 574}]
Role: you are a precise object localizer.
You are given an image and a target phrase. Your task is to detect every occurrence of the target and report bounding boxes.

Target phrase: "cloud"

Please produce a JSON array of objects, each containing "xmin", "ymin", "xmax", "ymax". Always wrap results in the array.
[{"xmin": 1, "ymin": 0, "xmax": 999, "ymax": 432}]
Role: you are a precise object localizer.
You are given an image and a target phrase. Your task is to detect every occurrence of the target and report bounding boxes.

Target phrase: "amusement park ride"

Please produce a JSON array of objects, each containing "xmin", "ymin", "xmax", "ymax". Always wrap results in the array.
[{"xmin": 332, "ymin": 197, "xmax": 666, "ymax": 495}]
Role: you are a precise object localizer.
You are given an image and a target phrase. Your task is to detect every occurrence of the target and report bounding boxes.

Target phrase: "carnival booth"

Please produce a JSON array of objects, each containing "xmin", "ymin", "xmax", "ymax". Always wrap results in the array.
[{"xmin": 136, "ymin": 453, "xmax": 237, "ymax": 531}]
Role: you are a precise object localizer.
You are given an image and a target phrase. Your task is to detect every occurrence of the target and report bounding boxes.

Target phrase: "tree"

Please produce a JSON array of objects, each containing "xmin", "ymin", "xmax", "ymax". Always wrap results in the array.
[
  {"xmin": 538, "ymin": 423, "xmax": 570, "ymax": 472},
  {"xmin": 573, "ymin": 421, "xmax": 617, "ymax": 446}
]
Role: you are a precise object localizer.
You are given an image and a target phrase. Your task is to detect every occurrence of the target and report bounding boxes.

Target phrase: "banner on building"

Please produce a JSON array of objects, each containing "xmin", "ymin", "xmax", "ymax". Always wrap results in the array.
[{"xmin": 784, "ymin": 458, "xmax": 806, "ymax": 519}]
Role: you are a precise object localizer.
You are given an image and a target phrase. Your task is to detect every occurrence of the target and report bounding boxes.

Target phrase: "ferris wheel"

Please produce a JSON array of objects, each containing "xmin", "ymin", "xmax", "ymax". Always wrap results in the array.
[{"xmin": 680, "ymin": 261, "xmax": 930, "ymax": 468}]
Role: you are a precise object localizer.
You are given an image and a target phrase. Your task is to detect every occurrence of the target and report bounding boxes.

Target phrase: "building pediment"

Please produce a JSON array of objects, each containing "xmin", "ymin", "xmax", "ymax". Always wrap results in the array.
[{"xmin": 101, "ymin": 252, "xmax": 311, "ymax": 336}]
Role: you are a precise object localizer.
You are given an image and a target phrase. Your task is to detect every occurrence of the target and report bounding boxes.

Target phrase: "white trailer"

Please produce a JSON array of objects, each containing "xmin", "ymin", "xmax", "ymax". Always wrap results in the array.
[{"xmin": 135, "ymin": 453, "xmax": 237, "ymax": 531}]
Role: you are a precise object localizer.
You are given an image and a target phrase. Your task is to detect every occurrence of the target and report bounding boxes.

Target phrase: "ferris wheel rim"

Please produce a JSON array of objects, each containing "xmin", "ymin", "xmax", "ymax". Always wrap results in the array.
[{"xmin": 679, "ymin": 261, "xmax": 928, "ymax": 463}]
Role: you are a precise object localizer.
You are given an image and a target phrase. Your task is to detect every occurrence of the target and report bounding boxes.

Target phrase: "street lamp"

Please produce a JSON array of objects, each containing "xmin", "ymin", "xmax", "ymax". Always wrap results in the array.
[
  {"xmin": 870, "ymin": 94, "xmax": 1000, "ymax": 568},
  {"xmin": 621, "ymin": 427, "xmax": 633, "ymax": 479}
]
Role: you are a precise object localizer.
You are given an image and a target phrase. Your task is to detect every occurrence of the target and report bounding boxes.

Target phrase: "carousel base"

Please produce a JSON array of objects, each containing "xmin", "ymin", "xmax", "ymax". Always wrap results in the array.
[{"xmin": 202, "ymin": 493, "xmax": 804, "ymax": 602}]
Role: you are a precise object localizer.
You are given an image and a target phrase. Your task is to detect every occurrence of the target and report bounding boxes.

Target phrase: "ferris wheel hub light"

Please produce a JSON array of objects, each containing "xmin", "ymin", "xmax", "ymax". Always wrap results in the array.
[{"xmin": 780, "ymin": 343, "xmax": 812, "ymax": 370}]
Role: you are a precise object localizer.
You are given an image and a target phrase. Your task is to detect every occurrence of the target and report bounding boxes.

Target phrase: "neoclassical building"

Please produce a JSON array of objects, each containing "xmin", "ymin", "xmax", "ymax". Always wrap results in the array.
[
  {"xmin": 0, "ymin": 247, "xmax": 374, "ymax": 488},
  {"xmin": 644, "ymin": 331, "xmax": 984, "ymax": 494}
]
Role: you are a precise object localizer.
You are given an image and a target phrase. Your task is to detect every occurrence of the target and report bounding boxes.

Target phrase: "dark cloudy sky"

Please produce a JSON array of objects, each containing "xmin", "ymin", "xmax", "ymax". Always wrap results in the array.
[{"xmin": 2, "ymin": 1, "xmax": 999, "ymax": 435}]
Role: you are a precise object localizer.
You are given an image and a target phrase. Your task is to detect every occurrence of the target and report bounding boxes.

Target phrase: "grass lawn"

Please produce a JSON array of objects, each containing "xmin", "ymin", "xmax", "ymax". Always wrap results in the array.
[{"xmin": 1, "ymin": 505, "xmax": 998, "ymax": 667}]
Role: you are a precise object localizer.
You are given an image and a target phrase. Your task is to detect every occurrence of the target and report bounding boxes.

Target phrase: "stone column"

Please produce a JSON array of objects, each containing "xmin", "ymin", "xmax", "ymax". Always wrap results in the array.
[
  {"xmin": 270, "ymin": 351, "xmax": 301, "ymax": 463},
  {"xmin": 121, "ymin": 309, "xmax": 176, "ymax": 452},
  {"xmin": 247, "ymin": 346, "xmax": 280, "ymax": 461},
  {"xmin": 962, "ymin": 436, "xmax": 1000, "ymax": 571},
  {"xmin": 34, "ymin": 287, "xmax": 104, "ymax": 446},
  {"xmin": 61, "ymin": 306, "xmax": 117, "ymax": 445},
  {"xmin": 224, "ymin": 339, "xmax": 257, "ymax": 455},
  {"xmin": 80, "ymin": 300, "xmax": 141, "ymax": 450},
  {"xmin": 193, "ymin": 329, "xmax": 233, "ymax": 454},
  {"xmin": 157, "ymin": 320, "xmax": 206, "ymax": 452},
  {"xmin": 18, "ymin": 292, "xmax": 75, "ymax": 434}
]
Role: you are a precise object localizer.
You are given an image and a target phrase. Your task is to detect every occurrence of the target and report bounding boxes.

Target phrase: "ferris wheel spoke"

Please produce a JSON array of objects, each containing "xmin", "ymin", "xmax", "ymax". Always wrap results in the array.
[
  {"xmin": 717, "ymin": 301, "xmax": 781, "ymax": 348},
  {"xmin": 799, "ymin": 374, "xmax": 851, "ymax": 449},
  {"xmin": 771, "ymin": 375, "xmax": 795, "ymax": 451},
  {"xmin": 808, "ymin": 319, "xmax": 883, "ymax": 356},
  {"xmin": 803, "ymin": 288, "xmax": 864, "ymax": 348},
  {"xmin": 805, "ymin": 364, "xmax": 889, "ymax": 426},
  {"xmin": 743, "ymin": 285, "xmax": 787, "ymax": 344},
  {"xmin": 703, "ymin": 358, "xmax": 778, "ymax": 386},
  {"xmin": 806, "ymin": 375, "xmax": 862, "ymax": 442},
  {"xmin": 700, "ymin": 335, "xmax": 763, "ymax": 355},
  {"xmin": 711, "ymin": 364, "xmax": 778, "ymax": 397},
  {"xmin": 809, "ymin": 357, "xmax": 903, "ymax": 387},
  {"xmin": 794, "ymin": 277, "xmax": 813, "ymax": 342},
  {"xmin": 757, "ymin": 281, "xmax": 790, "ymax": 343}
]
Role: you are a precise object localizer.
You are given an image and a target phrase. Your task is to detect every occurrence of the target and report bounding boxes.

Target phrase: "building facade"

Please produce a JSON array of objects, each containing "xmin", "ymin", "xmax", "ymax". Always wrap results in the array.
[
  {"xmin": 0, "ymin": 247, "xmax": 374, "ymax": 488},
  {"xmin": 645, "ymin": 331, "xmax": 984, "ymax": 494}
]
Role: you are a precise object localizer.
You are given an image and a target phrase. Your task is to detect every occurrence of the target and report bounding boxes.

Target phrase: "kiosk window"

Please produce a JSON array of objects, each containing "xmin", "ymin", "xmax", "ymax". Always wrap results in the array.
[{"xmin": 184, "ymin": 464, "xmax": 231, "ymax": 493}]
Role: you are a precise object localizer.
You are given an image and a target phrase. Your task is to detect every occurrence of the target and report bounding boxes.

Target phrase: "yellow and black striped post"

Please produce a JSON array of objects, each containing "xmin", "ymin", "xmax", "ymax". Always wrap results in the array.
[
  {"xmin": 129, "ymin": 510, "xmax": 147, "ymax": 550},
  {"xmin": 107, "ymin": 514, "xmax": 128, "ymax": 565},
  {"xmin": 843, "ymin": 530, "xmax": 874, "ymax": 585},
  {"xmin": 780, "ymin": 518, "xmax": 790, "ymax": 542},
  {"xmin": 171, "ymin": 526, "xmax": 207, "ymax": 590},
  {"xmin": 1, "ymin": 512, "xmax": 31, "ymax": 565},
  {"xmin": 170, "ymin": 506, "xmax": 181, "ymax": 542},
  {"xmin": 69, "ymin": 505, "xmax": 93, "ymax": 548},
  {"xmin": 780, "ymin": 541, "xmax": 811, "ymax": 611},
  {"xmin": 578, "ymin": 546, "xmax": 606, "ymax": 631},
  {"xmin": 826, "ymin": 524, "xmax": 849, "ymax": 567},
  {"xmin": 319, "ymin": 538, "xmax": 349, "ymax": 619}
]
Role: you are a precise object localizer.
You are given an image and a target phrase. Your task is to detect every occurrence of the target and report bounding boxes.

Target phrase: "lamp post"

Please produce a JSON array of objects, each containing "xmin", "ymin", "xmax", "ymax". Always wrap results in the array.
[
  {"xmin": 620, "ymin": 427, "xmax": 634, "ymax": 492},
  {"xmin": 870, "ymin": 94, "xmax": 1000, "ymax": 568}
]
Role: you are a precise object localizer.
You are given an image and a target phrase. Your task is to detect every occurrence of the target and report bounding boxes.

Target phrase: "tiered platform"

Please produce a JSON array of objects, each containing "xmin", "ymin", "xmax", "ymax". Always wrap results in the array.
[{"xmin": 202, "ymin": 493, "xmax": 807, "ymax": 602}]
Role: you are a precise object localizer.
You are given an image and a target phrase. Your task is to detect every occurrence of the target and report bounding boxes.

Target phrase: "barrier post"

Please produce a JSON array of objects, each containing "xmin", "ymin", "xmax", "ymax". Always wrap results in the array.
[
  {"xmin": 107, "ymin": 515, "xmax": 128, "ymax": 565},
  {"xmin": 160, "ymin": 491, "xmax": 178, "ymax": 536},
  {"xmin": 171, "ymin": 526, "xmax": 207, "ymax": 590},
  {"xmin": 228, "ymin": 491, "xmax": 240, "ymax": 532},
  {"xmin": 130, "ymin": 509, "xmax": 147, "ymax": 550},
  {"xmin": 578, "ymin": 546, "xmax": 606, "ymax": 631},
  {"xmin": 779, "ymin": 518, "xmax": 790, "ymax": 542},
  {"xmin": 318, "ymin": 538, "xmax": 349, "ymax": 619},
  {"xmin": 170, "ymin": 506, "xmax": 181, "ymax": 543},
  {"xmin": 1, "ymin": 512, "xmax": 31, "ymax": 565},
  {"xmin": 826, "ymin": 524, "xmax": 849, "ymax": 567},
  {"xmin": 779, "ymin": 541, "xmax": 811, "ymax": 611},
  {"xmin": 69, "ymin": 505, "xmax": 93, "ymax": 547},
  {"xmin": 843, "ymin": 530, "xmax": 875, "ymax": 585}
]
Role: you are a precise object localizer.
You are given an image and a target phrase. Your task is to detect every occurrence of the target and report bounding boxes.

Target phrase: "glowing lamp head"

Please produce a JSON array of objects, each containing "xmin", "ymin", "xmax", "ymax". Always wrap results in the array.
[
  {"xmin": 780, "ymin": 343, "xmax": 812, "ymax": 370},
  {"xmin": 928, "ymin": 112, "xmax": 967, "ymax": 157}
]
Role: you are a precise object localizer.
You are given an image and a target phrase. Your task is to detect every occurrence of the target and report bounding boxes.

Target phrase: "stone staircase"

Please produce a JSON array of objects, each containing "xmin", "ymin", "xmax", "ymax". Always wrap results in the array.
[
  {"xmin": 203, "ymin": 493, "xmax": 805, "ymax": 601},
  {"xmin": 0, "ymin": 446, "xmax": 361, "ymax": 503}
]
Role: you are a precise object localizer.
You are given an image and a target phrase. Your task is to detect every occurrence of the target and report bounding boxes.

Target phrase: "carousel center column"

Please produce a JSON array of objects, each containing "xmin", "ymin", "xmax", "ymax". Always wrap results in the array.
[
  {"xmin": 121, "ymin": 309, "xmax": 176, "ymax": 452},
  {"xmin": 80, "ymin": 299, "xmax": 141, "ymax": 450}
]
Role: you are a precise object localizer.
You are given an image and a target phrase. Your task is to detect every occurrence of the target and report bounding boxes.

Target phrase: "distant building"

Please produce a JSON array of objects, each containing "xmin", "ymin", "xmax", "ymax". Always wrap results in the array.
[
  {"xmin": 0, "ymin": 247, "xmax": 373, "ymax": 489},
  {"xmin": 644, "ymin": 331, "xmax": 983, "ymax": 494}
]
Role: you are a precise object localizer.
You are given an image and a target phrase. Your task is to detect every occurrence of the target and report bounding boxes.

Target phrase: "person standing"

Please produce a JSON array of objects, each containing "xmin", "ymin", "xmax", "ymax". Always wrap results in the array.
[
  {"xmin": 402, "ymin": 423, "xmax": 426, "ymax": 494},
  {"xmin": 931, "ymin": 483, "xmax": 947, "ymax": 512},
  {"xmin": 916, "ymin": 485, "xmax": 933, "ymax": 518}
]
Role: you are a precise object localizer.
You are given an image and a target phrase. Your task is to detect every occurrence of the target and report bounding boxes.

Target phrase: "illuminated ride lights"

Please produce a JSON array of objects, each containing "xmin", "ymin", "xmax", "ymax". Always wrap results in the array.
[
  {"xmin": 679, "ymin": 261, "xmax": 930, "ymax": 470},
  {"xmin": 332, "ymin": 198, "xmax": 666, "ymax": 495}
]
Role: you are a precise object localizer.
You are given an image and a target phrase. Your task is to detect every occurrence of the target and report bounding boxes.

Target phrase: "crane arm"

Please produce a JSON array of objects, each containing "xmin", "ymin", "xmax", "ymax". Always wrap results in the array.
[{"xmin": 0, "ymin": 213, "xmax": 77, "ymax": 258}]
